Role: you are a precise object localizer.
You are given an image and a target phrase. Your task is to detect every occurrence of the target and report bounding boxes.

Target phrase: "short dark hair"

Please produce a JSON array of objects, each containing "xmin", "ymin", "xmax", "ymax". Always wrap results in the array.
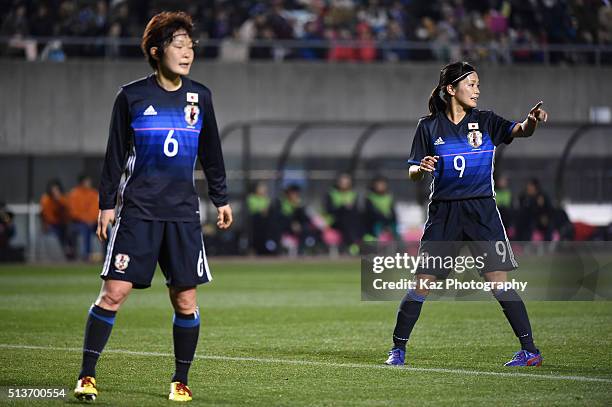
[
  {"xmin": 141, "ymin": 11, "xmax": 194, "ymax": 70},
  {"xmin": 284, "ymin": 184, "xmax": 301, "ymax": 194},
  {"xmin": 46, "ymin": 179, "xmax": 63, "ymax": 195}
]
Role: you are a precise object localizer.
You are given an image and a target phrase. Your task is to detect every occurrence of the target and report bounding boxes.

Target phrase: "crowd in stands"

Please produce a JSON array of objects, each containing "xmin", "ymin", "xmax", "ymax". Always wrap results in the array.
[{"xmin": 1, "ymin": 0, "xmax": 611, "ymax": 63}]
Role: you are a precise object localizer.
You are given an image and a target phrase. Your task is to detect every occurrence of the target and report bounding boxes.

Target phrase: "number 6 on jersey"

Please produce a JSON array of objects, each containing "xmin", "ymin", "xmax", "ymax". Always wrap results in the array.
[
  {"xmin": 164, "ymin": 129, "xmax": 179, "ymax": 157},
  {"xmin": 453, "ymin": 155, "xmax": 465, "ymax": 178}
]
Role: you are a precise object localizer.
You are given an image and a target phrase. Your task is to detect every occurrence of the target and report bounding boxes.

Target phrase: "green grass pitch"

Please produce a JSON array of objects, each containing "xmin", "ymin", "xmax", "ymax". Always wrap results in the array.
[{"xmin": 0, "ymin": 261, "xmax": 611, "ymax": 406}]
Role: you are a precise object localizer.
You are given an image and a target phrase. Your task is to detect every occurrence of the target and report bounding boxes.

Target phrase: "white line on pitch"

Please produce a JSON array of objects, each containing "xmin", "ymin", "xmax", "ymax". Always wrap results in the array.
[{"xmin": 1, "ymin": 343, "xmax": 611, "ymax": 384}]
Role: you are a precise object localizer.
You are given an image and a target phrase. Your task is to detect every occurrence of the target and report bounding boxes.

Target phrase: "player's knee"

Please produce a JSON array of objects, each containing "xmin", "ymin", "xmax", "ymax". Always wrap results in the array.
[
  {"xmin": 98, "ymin": 290, "xmax": 128, "ymax": 310},
  {"xmin": 412, "ymin": 287, "xmax": 430, "ymax": 299},
  {"xmin": 493, "ymin": 288, "xmax": 521, "ymax": 302},
  {"xmin": 172, "ymin": 296, "xmax": 197, "ymax": 314},
  {"xmin": 413, "ymin": 274, "xmax": 436, "ymax": 298},
  {"xmin": 483, "ymin": 270, "xmax": 507, "ymax": 283}
]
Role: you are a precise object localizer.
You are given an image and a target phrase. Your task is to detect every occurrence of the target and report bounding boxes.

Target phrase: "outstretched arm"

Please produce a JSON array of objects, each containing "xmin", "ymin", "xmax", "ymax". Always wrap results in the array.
[{"xmin": 512, "ymin": 101, "xmax": 548, "ymax": 138}]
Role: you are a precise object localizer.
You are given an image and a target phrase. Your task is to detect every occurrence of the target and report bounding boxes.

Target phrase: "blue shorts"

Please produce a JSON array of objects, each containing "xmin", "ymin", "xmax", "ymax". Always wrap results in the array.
[
  {"xmin": 418, "ymin": 197, "xmax": 517, "ymax": 278},
  {"xmin": 100, "ymin": 217, "xmax": 212, "ymax": 288}
]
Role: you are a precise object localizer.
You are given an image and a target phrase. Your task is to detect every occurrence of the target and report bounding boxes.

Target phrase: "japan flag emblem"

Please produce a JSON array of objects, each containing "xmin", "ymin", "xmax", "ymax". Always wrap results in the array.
[{"xmin": 187, "ymin": 92, "xmax": 198, "ymax": 103}]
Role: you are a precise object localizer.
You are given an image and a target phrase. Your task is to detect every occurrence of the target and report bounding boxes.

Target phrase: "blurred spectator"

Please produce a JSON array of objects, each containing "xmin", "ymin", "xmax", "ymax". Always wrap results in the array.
[
  {"xmin": 328, "ymin": 27, "xmax": 356, "ymax": 61},
  {"xmin": 268, "ymin": 0, "xmax": 294, "ymax": 41},
  {"xmin": 67, "ymin": 174, "xmax": 98, "ymax": 261},
  {"xmin": 249, "ymin": 12, "xmax": 275, "ymax": 60},
  {"xmin": 0, "ymin": 202, "xmax": 25, "ymax": 262},
  {"xmin": 324, "ymin": 173, "xmax": 361, "ymax": 253},
  {"xmin": 357, "ymin": 0, "xmax": 388, "ymax": 36},
  {"xmin": 363, "ymin": 176, "xmax": 398, "ymax": 241},
  {"xmin": 1, "ymin": 3, "xmax": 37, "ymax": 60},
  {"xmin": 40, "ymin": 179, "xmax": 73, "ymax": 259},
  {"xmin": 326, "ymin": 0, "xmax": 356, "ymax": 27},
  {"xmin": 355, "ymin": 22, "xmax": 377, "ymax": 62},
  {"xmin": 247, "ymin": 181, "xmax": 276, "ymax": 255},
  {"xmin": 274, "ymin": 184, "xmax": 321, "ymax": 255},
  {"xmin": 600, "ymin": 4, "xmax": 612, "ymax": 44},
  {"xmin": 299, "ymin": 20, "xmax": 325, "ymax": 60},
  {"xmin": 220, "ymin": 28, "xmax": 249, "ymax": 62},
  {"xmin": 382, "ymin": 20, "xmax": 409, "ymax": 62},
  {"xmin": 30, "ymin": 3, "xmax": 55, "ymax": 55},
  {"xmin": 412, "ymin": 16, "xmax": 436, "ymax": 60},
  {"xmin": 515, "ymin": 178, "xmax": 554, "ymax": 241}
]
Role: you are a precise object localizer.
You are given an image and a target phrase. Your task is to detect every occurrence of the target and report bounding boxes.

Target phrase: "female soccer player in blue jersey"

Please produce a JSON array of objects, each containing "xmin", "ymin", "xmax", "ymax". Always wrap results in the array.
[
  {"xmin": 385, "ymin": 61, "xmax": 548, "ymax": 367},
  {"xmin": 74, "ymin": 12, "xmax": 233, "ymax": 402}
]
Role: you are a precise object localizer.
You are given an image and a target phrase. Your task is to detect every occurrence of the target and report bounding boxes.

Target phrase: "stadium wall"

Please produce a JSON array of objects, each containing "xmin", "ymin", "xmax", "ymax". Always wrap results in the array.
[{"xmin": 0, "ymin": 61, "xmax": 610, "ymax": 154}]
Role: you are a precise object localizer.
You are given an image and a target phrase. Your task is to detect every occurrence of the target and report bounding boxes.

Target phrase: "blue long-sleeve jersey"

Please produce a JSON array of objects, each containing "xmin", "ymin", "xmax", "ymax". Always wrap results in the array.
[
  {"xmin": 99, "ymin": 74, "xmax": 228, "ymax": 221},
  {"xmin": 407, "ymin": 109, "xmax": 517, "ymax": 201}
]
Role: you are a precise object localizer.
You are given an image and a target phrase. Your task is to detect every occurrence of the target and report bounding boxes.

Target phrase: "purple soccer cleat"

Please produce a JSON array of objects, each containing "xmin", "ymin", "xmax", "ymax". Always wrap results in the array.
[
  {"xmin": 504, "ymin": 350, "xmax": 543, "ymax": 367},
  {"xmin": 384, "ymin": 348, "xmax": 405, "ymax": 366}
]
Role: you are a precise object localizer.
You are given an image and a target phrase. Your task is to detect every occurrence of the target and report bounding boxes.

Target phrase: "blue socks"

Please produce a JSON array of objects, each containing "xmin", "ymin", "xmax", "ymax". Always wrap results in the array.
[
  {"xmin": 172, "ymin": 309, "xmax": 200, "ymax": 385},
  {"xmin": 79, "ymin": 305, "xmax": 116, "ymax": 378},
  {"xmin": 494, "ymin": 289, "xmax": 538, "ymax": 354},
  {"xmin": 392, "ymin": 289, "xmax": 426, "ymax": 350}
]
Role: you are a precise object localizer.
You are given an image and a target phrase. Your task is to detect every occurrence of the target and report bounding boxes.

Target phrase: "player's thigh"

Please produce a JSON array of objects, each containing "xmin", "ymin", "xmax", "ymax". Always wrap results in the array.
[
  {"xmin": 421, "ymin": 201, "xmax": 463, "ymax": 242},
  {"xmin": 419, "ymin": 201, "xmax": 463, "ymax": 279},
  {"xmin": 158, "ymin": 221, "xmax": 211, "ymax": 288},
  {"xmin": 100, "ymin": 216, "xmax": 164, "ymax": 289},
  {"xmin": 462, "ymin": 198, "xmax": 518, "ymax": 273}
]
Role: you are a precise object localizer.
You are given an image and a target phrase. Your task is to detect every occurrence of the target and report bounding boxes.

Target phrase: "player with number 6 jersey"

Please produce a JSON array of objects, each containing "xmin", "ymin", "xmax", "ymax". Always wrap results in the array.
[
  {"xmin": 385, "ymin": 61, "xmax": 548, "ymax": 368},
  {"xmin": 99, "ymin": 75, "xmax": 227, "ymax": 221},
  {"xmin": 74, "ymin": 11, "xmax": 233, "ymax": 403}
]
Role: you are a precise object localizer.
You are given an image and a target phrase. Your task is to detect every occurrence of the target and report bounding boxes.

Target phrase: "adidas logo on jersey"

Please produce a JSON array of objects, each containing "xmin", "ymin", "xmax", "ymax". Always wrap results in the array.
[
  {"xmin": 143, "ymin": 105, "xmax": 157, "ymax": 116},
  {"xmin": 434, "ymin": 137, "xmax": 445, "ymax": 145}
]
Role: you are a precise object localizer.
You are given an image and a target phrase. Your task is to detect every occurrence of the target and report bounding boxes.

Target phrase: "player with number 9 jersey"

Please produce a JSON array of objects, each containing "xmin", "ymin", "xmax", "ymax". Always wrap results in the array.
[
  {"xmin": 408, "ymin": 107, "xmax": 514, "ymax": 201},
  {"xmin": 385, "ymin": 61, "xmax": 549, "ymax": 369}
]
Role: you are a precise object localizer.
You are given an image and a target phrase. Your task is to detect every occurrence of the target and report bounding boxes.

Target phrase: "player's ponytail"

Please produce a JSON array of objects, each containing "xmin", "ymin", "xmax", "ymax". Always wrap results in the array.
[
  {"xmin": 428, "ymin": 61, "xmax": 477, "ymax": 117},
  {"xmin": 428, "ymin": 85, "xmax": 446, "ymax": 116}
]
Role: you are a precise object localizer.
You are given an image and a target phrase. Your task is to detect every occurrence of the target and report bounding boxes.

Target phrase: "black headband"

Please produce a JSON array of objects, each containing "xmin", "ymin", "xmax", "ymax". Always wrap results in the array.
[
  {"xmin": 450, "ymin": 70, "xmax": 475, "ymax": 85},
  {"xmin": 438, "ymin": 69, "xmax": 476, "ymax": 98}
]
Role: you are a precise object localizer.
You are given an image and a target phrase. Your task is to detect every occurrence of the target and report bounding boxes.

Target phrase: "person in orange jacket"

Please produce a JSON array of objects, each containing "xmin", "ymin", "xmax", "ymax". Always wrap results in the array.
[
  {"xmin": 40, "ymin": 179, "xmax": 72, "ymax": 258},
  {"xmin": 68, "ymin": 175, "xmax": 99, "ymax": 260}
]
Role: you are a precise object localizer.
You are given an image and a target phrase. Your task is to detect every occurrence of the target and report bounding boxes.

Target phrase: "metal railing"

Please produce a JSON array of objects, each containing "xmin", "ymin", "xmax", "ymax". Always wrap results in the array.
[
  {"xmin": 218, "ymin": 119, "xmax": 612, "ymax": 200},
  {"xmin": 2, "ymin": 36, "xmax": 612, "ymax": 65}
]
